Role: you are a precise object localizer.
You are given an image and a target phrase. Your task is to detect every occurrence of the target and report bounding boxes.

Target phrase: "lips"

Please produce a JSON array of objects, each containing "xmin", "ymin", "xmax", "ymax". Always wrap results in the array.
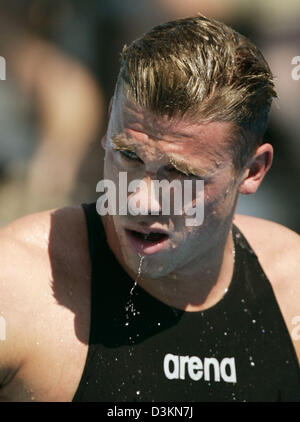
[{"xmin": 124, "ymin": 227, "xmax": 169, "ymax": 255}]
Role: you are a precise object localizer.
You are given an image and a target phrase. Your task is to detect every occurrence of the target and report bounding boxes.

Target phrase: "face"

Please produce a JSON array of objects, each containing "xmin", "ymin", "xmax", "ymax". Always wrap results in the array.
[{"xmin": 102, "ymin": 89, "xmax": 242, "ymax": 279}]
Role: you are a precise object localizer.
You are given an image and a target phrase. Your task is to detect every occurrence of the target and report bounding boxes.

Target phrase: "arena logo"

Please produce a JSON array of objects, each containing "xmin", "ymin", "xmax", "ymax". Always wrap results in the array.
[
  {"xmin": 163, "ymin": 353, "xmax": 237, "ymax": 383},
  {"xmin": 0, "ymin": 56, "xmax": 6, "ymax": 81},
  {"xmin": 291, "ymin": 56, "xmax": 300, "ymax": 81},
  {"xmin": 96, "ymin": 172, "xmax": 204, "ymax": 227}
]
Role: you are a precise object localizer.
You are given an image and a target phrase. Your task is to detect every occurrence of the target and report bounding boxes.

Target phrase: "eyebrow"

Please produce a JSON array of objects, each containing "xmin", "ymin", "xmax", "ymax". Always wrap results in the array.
[
  {"xmin": 110, "ymin": 135, "xmax": 137, "ymax": 152},
  {"xmin": 168, "ymin": 156, "xmax": 208, "ymax": 178},
  {"xmin": 110, "ymin": 135, "xmax": 208, "ymax": 178}
]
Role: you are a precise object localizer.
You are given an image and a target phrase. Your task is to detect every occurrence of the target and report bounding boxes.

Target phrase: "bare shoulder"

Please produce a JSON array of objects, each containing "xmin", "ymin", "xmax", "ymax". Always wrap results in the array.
[
  {"xmin": 0, "ymin": 205, "xmax": 87, "ymax": 248},
  {"xmin": 0, "ymin": 205, "xmax": 90, "ymax": 392},
  {"xmin": 0, "ymin": 205, "xmax": 88, "ymax": 270},
  {"xmin": 234, "ymin": 213, "xmax": 300, "ymax": 243},
  {"xmin": 0, "ymin": 204, "xmax": 89, "ymax": 306},
  {"xmin": 233, "ymin": 214, "xmax": 300, "ymax": 363},
  {"xmin": 233, "ymin": 214, "xmax": 300, "ymax": 286}
]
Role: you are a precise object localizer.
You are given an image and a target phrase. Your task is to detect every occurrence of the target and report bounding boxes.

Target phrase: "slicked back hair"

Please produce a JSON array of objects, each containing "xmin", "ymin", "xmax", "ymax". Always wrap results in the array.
[{"xmin": 116, "ymin": 15, "xmax": 277, "ymax": 170}]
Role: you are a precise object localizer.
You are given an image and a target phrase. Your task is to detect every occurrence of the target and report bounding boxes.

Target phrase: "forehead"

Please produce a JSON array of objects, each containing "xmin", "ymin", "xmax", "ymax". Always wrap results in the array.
[{"xmin": 110, "ymin": 90, "xmax": 235, "ymax": 161}]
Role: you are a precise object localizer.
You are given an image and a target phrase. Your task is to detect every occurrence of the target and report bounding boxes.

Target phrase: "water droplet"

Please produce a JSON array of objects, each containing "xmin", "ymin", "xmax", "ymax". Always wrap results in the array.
[
  {"xmin": 136, "ymin": 391, "xmax": 140, "ymax": 395},
  {"xmin": 129, "ymin": 281, "xmax": 137, "ymax": 296},
  {"xmin": 125, "ymin": 256, "xmax": 145, "ymax": 328},
  {"xmin": 137, "ymin": 255, "xmax": 145, "ymax": 277},
  {"xmin": 252, "ymin": 319, "xmax": 256, "ymax": 324},
  {"xmin": 250, "ymin": 362, "xmax": 255, "ymax": 367},
  {"xmin": 224, "ymin": 332, "xmax": 227, "ymax": 336}
]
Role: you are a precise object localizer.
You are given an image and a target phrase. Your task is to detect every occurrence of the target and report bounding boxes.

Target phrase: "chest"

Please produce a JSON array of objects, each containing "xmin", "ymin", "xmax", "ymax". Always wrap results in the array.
[{"xmin": 73, "ymin": 290, "xmax": 300, "ymax": 402}]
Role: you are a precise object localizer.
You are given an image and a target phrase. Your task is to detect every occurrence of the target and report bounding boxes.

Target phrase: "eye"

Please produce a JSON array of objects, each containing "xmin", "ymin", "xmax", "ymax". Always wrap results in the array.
[
  {"xmin": 165, "ymin": 165, "xmax": 195, "ymax": 178},
  {"xmin": 119, "ymin": 149, "xmax": 143, "ymax": 162}
]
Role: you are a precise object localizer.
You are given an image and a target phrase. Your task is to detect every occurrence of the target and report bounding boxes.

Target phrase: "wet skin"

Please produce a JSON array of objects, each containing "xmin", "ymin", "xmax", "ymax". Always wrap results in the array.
[
  {"xmin": 101, "ymin": 89, "xmax": 246, "ymax": 311},
  {"xmin": 1, "ymin": 86, "xmax": 299, "ymax": 402}
]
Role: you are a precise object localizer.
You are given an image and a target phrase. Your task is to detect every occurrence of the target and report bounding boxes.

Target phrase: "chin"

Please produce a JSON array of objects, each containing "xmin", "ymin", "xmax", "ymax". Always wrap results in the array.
[{"xmin": 142, "ymin": 256, "xmax": 176, "ymax": 279}]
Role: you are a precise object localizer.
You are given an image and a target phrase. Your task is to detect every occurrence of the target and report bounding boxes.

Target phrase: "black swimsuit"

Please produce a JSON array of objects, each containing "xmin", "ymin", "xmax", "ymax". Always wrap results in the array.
[{"xmin": 72, "ymin": 203, "xmax": 300, "ymax": 402}]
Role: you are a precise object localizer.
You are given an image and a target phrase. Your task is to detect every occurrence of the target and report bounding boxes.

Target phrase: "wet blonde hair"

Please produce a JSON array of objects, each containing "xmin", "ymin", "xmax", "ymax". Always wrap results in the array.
[{"xmin": 117, "ymin": 15, "xmax": 277, "ymax": 169}]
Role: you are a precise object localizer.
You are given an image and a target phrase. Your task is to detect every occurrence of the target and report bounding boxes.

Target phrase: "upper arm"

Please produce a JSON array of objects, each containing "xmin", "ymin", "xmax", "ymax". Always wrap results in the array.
[
  {"xmin": 0, "ymin": 233, "xmax": 32, "ymax": 390},
  {"xmin": 0, "ymin": 206, "xmax": 89, "ymax": 401},
  {"xmin": 0, "ymin": 211, "xmax": 56, "ymax": 392}
]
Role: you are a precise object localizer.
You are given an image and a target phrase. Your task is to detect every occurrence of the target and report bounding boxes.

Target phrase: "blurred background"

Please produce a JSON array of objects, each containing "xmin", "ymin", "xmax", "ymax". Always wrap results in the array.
[{"xmin": 0, "ymin": 0, "xmax": 299, "ymax": 231}]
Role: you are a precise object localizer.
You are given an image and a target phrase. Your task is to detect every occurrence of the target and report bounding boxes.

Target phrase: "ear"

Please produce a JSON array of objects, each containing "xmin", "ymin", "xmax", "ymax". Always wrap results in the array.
[{"xmin": 238, "ymin": 143, "xmax": 273, "ymax": 195}]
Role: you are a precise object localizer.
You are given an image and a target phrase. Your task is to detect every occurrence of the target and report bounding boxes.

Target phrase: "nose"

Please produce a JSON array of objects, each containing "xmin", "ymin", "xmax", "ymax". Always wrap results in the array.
[{"xmin": 127, "ymin": 173, "xmax": 162, "ymax": 216}]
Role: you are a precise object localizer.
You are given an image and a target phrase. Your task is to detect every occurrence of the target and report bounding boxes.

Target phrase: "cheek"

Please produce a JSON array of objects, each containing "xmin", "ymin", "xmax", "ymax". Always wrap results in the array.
[{"xmin": 204, "ymin": 179, "xmax": 237, "ymax": 216}]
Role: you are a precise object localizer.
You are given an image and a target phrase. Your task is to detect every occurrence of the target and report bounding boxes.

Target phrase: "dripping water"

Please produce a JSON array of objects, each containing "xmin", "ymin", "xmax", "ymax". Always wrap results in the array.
[
  {"xmin": 125, "ymin": 255, "xmax": 145, "ymax": 327},
  {"xmin": 130, "ymin": 255, "xmax": 144, "ymax": 295}
]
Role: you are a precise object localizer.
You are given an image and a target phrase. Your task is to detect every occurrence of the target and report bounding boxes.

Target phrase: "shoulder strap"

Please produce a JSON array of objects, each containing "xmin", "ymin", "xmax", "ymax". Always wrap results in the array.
[{"xmin": 81, "ymin": 203, "xmax": 105, "ymax": 263}]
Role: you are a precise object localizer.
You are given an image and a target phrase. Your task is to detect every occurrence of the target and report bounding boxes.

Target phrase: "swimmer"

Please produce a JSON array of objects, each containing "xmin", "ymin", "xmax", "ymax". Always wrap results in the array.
[{"xmin": 0, "ymin": 15, "xmax": 299, "ymax": 402}]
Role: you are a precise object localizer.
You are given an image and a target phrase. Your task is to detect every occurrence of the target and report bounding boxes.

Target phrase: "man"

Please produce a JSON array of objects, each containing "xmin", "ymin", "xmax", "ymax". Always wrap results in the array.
[{"xmin": 0, "ymin": 15, "xmax": 299, "ymax": 402}]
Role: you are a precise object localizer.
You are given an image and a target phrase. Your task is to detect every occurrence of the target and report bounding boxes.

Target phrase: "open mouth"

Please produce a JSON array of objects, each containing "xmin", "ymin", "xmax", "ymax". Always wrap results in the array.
[
  {"xmin": 125, "ymin": 228, "xmax": 169, "ymax": 255},
  {"xmin": 130, "ymin": 230, "xmax": 168, "ymax": 242}
]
